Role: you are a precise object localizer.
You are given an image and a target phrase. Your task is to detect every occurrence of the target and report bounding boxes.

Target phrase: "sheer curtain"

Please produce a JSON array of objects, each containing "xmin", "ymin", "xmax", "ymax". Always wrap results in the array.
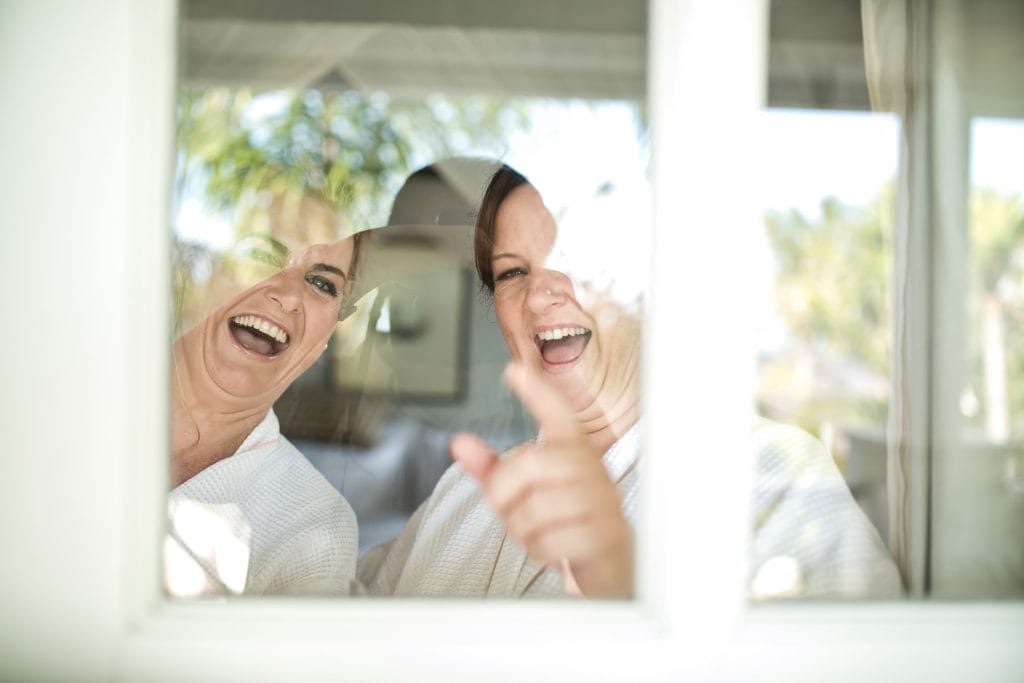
[{"xmin": 863, "ymin": 0, "xmax": 1024, "ymax": 597}]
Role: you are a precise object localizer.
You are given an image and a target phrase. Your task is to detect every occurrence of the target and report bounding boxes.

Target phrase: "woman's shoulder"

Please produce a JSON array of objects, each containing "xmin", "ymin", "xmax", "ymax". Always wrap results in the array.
[
  {"xmin": 751, "ymin": 417, "xmax": 838, "ymax": 479},
  {"xmin": 752, "ymin": 417, "xmax": 827, "ymax": 451},
  {"xmin": 748, "ymin": 417, "xmax": 901, "ymax": 598},
  {"xmin": 749, "ymin": 417, "xmax": 853, "ymax": 524},
  {"xmin": 262, "ymin": 434, "xmax": 357, "ymax": 526},
  {"xmin": 186, "ymin": 417, "xmax": 357, "ymax": 538}
]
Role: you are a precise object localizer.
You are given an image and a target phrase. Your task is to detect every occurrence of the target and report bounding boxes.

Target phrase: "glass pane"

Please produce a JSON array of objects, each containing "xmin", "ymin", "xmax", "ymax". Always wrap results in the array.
[
  {"xmin": 754, "ymin": 0, "xmax": 1024, "ymax": 601},
  {"xmin": 965, "ymin": 119, "xmax": 1024, "ymax": 449},
  {"xmin": 934, "ymin": 117, "xmax": 1024, "ymax": 597},
  {"xmin": 923, "ymin": 1, "xmax": 1024, "ymax": 598},
  {"xmin": 166, "ymin": 1, "xmax": 649, "ymax": 599},
  {"xmin": 749, "ymin": 0, "xmax": 903, "ymax": 600},
  {"xmin": 753, "ymin": 109, "xmax": 900, "ymax": 599}
]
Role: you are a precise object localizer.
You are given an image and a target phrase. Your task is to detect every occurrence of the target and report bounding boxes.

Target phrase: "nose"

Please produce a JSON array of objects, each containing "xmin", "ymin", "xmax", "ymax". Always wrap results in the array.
[
  {"xmin": 265, "ymin": 271, "xmax": 302, "ymax": 313},
  {"xmin": 525, "ymin": 268, "xmax": 571, "ymax": 314}
]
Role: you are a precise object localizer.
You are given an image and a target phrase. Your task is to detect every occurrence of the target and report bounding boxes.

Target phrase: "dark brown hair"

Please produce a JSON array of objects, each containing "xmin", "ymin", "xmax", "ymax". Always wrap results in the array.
[
  {"xmin": 474, "ymin": 164, "xmax": 529, "ymax": 294},
  {"xmin": 345, "ymin": 229, "xmax": 367, "ymax": 296}
]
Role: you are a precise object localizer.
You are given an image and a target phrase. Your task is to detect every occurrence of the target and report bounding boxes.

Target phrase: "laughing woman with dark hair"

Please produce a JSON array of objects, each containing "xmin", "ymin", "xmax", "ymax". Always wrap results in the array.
[
  {"xmin": 166, "ymin": 234, "xmax": 365, "ymax": 597},
  {"xmin": 359, "ymin": 163, "xmax": 902, "ymax": 600},
  {"xmin": 359, "ymin": 164, "xmax": 642, "ymax": 598}
]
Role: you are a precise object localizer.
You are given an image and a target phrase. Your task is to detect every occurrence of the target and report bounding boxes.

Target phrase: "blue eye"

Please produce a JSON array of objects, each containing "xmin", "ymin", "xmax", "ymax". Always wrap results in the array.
[
  {"xmin": 494, "ymin": 267, "xmax": 527, "ymax": 283},
  {"xmin": 307, "ymin": 274, "xmax": 338, "ymax": 297}
]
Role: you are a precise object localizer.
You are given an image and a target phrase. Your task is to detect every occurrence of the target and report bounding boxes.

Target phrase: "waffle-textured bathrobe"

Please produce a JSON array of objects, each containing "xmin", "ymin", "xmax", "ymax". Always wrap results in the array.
[
  {"xmin": 357, "ymin": 419, "xmax": 902, "ymax": 599},
  {"xmin": 166, "ymin": 410, "xmax": 358, "ymax": 596}
]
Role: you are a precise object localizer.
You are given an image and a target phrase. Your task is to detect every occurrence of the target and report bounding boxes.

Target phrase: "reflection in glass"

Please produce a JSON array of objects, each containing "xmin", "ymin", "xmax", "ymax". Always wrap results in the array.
[
  {"xmin": 167, "ymin": 235, "xmax": 364, "ymax": 596},
  {"xmin": 750, "ymin": 0, "xmax": 903, "ymax": 599},
  {"xmin": 169, "ymin": 0, "xmax": 930, "ymax": 603},
  {"xmin": 936, "ymin": 117, "xmax": 1024, "ymax": 597},
  {"xmin": 169, "ymin": 1, "xmax": 649, "ymax": 597},
  {"xmin": 772, "ymin": 0, "xmax": 1024, "ymax": 599},
  {"xmin": 356, "ymin": 164, "xmax": 645, "ymax": 598},
  {"xmin": 756, "ymin": 109, "xmax": 899, "ymax": 591},
  {"xmin": 966, "ymin": 120, "xmax": 1024, "ymax": 449}
]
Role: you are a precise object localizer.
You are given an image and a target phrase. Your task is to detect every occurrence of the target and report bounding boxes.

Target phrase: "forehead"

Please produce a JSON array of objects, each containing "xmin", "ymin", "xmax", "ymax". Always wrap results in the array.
[
  {"xmin": 494, "ymin": 185, "xmax": 557, "ymax": 252},
  {"xmin": 287, "ymin": 238, "xmax": 354, "ymax": 270}
]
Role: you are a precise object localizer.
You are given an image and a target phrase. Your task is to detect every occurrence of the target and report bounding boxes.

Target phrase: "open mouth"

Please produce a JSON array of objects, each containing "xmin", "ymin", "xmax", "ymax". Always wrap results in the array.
[
  {"xmin": 229, "ymin": 315, "xmax": 290, "ymax": 357},
  {"xmin": 535, "ymin": 326, "xmax": 591, "ymax": 365}
]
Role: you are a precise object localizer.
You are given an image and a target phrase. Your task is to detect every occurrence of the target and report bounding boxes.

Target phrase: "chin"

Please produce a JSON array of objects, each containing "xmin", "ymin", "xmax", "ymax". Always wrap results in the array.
[{"xmin": 547, "ymin": 367, "xmax": 593, "ymax": 404}]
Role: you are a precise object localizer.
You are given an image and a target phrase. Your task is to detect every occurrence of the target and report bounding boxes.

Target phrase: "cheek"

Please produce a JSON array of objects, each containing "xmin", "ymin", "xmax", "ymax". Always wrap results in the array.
[
  {"xmin": 494, "ymin": 300, "xmax": 526, "ymax": 346},
  {"xmin": 501, "ymin": 330, "xmax": 523, "ymax": 359},
  {"xmin": 596, "ymin": 314, "xmax": 641, "ymax": 363},
  {"xmin": 302, "ymin": 304, "xmax": 340, "ymax": 354}
]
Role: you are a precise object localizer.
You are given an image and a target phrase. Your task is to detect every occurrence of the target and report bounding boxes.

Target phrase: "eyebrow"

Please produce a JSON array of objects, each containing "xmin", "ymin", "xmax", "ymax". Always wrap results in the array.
[
  {"xmin": 491, "ymin": 253, "xmax": 518, "ymax": 262},
  {"xmin": 311, "ymin": 263, "xmax": 347, "ymax": 280}
]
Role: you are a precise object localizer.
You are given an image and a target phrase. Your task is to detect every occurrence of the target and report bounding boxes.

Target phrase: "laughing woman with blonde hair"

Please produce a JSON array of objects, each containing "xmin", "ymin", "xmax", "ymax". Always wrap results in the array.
[{"xmin": 166, "ymin": 233, "xmax": 366, "ymax": 597}]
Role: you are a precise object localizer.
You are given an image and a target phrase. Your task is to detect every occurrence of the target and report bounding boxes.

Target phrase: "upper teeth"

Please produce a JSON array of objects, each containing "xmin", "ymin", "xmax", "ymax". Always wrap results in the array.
[
  {"xmin": 537, "ymin": 327, "xmax": 588, "ymax": 341},
  {"xmin": 233, "ymin": 315, "xmax": 288, "ymax": 344}
]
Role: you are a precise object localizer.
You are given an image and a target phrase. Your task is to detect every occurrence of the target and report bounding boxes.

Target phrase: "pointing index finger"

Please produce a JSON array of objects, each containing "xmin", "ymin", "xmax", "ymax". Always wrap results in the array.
[{"xmin": 503, "ymin": 362, "xmax": 582, "ymax": 445}]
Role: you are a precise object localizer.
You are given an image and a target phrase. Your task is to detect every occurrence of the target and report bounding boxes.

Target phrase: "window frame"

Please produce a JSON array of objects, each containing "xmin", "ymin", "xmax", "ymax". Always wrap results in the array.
[{"xmin": 5, "ymin": 0, "xmax": 1018, "ymax": 679}]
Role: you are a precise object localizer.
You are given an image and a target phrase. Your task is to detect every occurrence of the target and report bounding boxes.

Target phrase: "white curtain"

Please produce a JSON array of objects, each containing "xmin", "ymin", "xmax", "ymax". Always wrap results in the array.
[{"xmin": 862, "ymin": 0, "xmax": 1024, "ymax": 596}]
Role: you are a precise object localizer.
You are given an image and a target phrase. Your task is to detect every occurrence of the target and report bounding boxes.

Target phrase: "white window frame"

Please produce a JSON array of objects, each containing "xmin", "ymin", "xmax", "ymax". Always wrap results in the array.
[{"xmin": 3, "ymin": 1, "xmax": 1020, "ymax": 680}]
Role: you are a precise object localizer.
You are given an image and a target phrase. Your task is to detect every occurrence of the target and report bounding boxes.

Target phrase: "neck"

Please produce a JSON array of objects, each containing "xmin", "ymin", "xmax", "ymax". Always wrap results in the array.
[
  {"xmin": 568, "ymin": 338, "xmax": 643, "ymax": 455},
  {"xmin": 576, "ymin": 390, "xmax": 641, "ymax": 455},
  {"xmin": 169, "ymin": 327, "xmax": 272, "ymax": 488}
]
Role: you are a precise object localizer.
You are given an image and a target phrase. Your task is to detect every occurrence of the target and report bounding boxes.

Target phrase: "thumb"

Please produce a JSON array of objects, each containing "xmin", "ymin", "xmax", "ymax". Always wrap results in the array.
[{"xmin": 450, "ymin": 431, "xmax": 500, "ymax": 481}]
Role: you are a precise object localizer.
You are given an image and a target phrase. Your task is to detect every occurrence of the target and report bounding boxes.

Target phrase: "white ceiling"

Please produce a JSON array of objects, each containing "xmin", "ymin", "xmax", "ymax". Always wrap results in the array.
[
  {"xmin": 181, "ymin": 0, "xmax": 874, "ymax": 110},
  {"xmin": 181, "ymin": 0, "xmax": 648, "ymax": 100}
]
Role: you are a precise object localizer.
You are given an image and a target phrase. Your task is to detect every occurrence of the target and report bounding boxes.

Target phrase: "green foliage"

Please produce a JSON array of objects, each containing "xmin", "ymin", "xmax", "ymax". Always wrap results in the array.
[
  {"xmin": 172, "ymin": 86, "xmax": 529, "ymax": 332},
  {"xmin": 177, "ymin": 88, "xmax": 406, "ymax": 230},
  {"xmin": 966, "ymin": 188, "xmax": 1024, "ymax": 435},
  {"xmin": 765, "ymin": 186, "xmax": 895, "ymax": 377},
  {"xmin": 236, "ymin": 233, "xmax": 290, "ymax": 270},
  {"xmin": 176, "ymin": 87, "xmax": 529, "ymax": 232},
  {"xmin": 969, "ymin": 188, "xmax": 1024, "ymax": 291},
  {"xmin": 764, "ymin": 184, "xmax": 1024, "ymax": 439}
]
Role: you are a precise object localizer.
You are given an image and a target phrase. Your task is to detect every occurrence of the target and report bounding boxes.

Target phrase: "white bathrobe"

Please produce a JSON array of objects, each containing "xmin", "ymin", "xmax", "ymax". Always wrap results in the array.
[
  {"xmin": 166, "ymin": 410, "xmax": 358, "ymax": 597},
  {"xmin": 358, "ymin": 419, "xmax": 902, "ymax": 599},
  {"xmin": 749, "ymin": 419, "xmax": 902, "ymax": 598}
]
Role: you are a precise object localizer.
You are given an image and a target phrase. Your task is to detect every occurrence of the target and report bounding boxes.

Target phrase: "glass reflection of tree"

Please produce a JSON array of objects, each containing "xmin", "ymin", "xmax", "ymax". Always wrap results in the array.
[{"xmin": 173, "ymin": 88, "xmax": 526, "ymax": 331}]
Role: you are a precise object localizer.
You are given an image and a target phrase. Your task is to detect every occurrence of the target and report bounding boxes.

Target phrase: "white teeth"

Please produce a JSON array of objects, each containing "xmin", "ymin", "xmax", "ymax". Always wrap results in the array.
[
  {"xmin": 233, "ymin": 315, "xmax": 288, "ymax": 344},
  {"xmin": 537, "ymin": 326, "xmax": 588, "ymax": 342}
]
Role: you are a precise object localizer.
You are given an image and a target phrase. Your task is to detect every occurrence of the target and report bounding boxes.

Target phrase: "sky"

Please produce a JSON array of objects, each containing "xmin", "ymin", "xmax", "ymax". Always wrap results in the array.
[
  {"xmin": 971, "ymin": 117, "xmax": 1024, "ymax": 195},
  {"xmin": 756, "ymin": 109, "xmax": 898, "ymax": 218}
]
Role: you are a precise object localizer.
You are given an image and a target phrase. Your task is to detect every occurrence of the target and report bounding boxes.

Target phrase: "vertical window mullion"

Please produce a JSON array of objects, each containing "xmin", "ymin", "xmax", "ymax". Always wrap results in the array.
[{"xmin": 645, "ymin": 0, "xmax": 767, "ymax": 638}]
